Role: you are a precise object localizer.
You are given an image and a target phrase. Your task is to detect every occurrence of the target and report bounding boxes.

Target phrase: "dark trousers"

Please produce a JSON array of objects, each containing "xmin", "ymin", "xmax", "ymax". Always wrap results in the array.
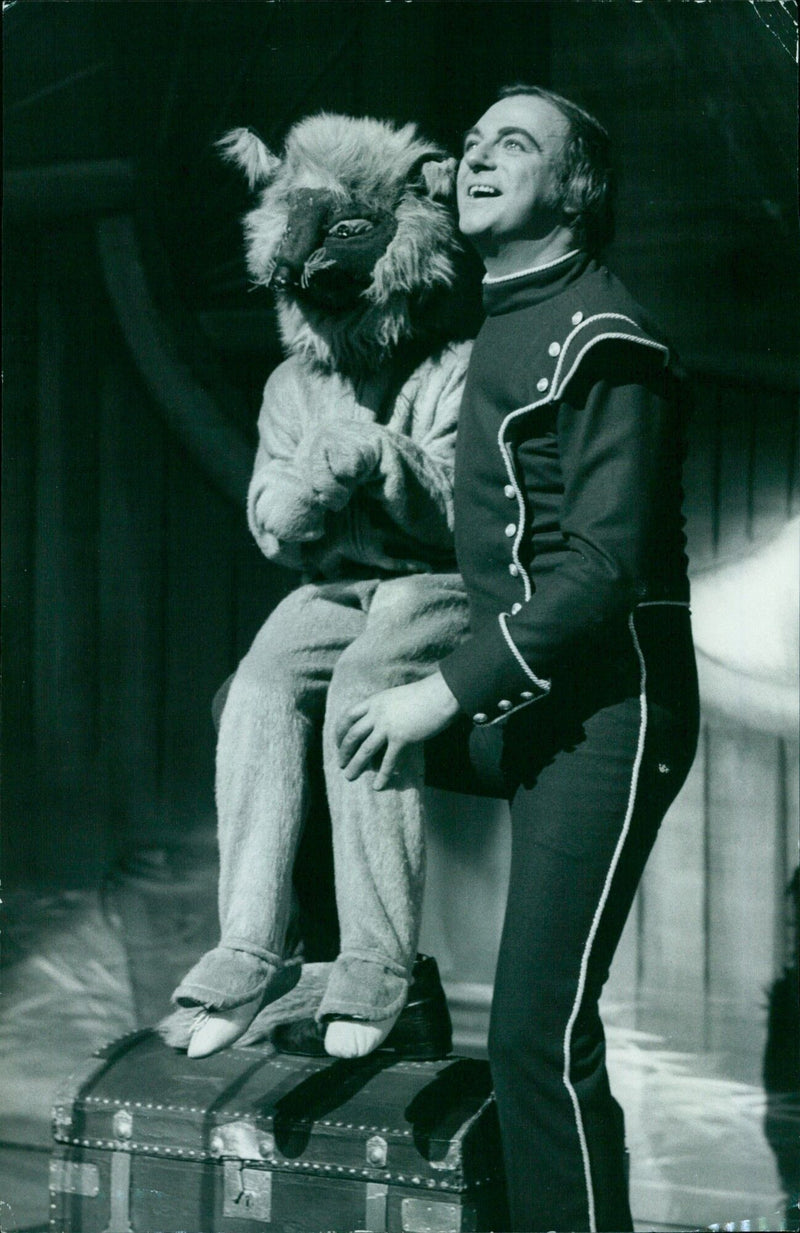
[{"xmin": 426, "ymin": 604, "xmax": 699, "ymax": 1232}]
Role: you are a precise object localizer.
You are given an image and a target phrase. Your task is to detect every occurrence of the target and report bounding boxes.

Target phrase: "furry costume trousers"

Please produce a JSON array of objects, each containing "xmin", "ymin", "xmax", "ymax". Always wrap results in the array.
[
  {"xmin": 426, "ymin": 605, "xmax": 699, "ymax": 1232},
  {"xmin": 174, "ymin": 573, "xmax": 469, "ymax": 1022}
]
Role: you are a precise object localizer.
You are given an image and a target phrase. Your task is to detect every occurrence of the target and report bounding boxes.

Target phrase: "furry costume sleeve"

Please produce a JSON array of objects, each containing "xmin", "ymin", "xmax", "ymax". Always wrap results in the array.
[{"xmin": 248, "ymin": 341, "xmax": 470, "ymax": 578}]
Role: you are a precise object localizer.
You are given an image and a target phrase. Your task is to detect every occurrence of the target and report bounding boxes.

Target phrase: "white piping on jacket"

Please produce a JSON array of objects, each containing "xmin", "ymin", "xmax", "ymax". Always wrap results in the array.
[
  {"xmin": 562, "ymin": 610, "xmax": 648, "ymax": 1232},
  {"xmin": 636, "ymin": 600, "xmax": 690, "ymax": 608},
  {"xmin": 552, "ymin": 328, "xmax": 669, "ymax": 412},
  {"xmin": 495, "ymin": 314, "xmax": 671, "ymax": 680},
  {"xmin": 498, "ymin": 612, "xmax": 551, "ymax": 692},
  {"xmin": 482, "ymin": 248, "xmax": 582, "ymax": 286}
]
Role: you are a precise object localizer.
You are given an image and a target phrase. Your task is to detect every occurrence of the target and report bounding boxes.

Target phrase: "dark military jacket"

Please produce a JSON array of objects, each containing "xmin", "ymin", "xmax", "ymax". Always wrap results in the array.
[{"xmin": 439, "ymin": 248, "xmax": 691, "ymax": 726}]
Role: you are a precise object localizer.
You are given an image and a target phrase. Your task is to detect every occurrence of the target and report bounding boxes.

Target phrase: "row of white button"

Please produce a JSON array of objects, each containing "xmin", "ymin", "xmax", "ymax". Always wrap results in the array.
[
  {"xmin": 483, "ymin": 313, "xmax": 585, "ymax": 726},
  {"xmin": 536, "ymin": 319, "xmax": 581, "ymax": 388}
]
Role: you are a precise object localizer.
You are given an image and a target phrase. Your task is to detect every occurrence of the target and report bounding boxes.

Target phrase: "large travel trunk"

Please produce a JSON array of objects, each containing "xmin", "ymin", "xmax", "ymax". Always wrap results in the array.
[{"xmin": 50, "ymin": 1029, "xmax": 508, "ymax": 1232}]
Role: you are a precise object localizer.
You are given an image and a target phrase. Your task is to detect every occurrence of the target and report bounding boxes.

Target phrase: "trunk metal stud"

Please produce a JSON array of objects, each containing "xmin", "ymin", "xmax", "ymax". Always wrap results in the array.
[
  {"xmin": 366, "ymin": 1134, "xmax": 388, "ymax": 1167},
  {"xmin": 112, "ymin": 1109, "xmax": 133, "ymax": 1140}
]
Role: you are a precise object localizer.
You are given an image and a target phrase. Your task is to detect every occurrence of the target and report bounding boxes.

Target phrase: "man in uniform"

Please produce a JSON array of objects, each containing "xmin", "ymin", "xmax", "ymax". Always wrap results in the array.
[{"xmin": 337, "ymin": 86, "xmax": 699, "ymax": 1232}]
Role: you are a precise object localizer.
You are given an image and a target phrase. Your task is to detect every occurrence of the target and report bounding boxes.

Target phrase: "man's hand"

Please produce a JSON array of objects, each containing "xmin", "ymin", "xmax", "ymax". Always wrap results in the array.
[{"xmin": 336, "ymin": 671, "xmax": 460, "ymax": 790}]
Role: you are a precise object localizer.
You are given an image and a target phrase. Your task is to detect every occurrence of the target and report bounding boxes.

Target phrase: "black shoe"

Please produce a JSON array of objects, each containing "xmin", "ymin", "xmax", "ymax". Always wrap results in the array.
[{"xmin": 271, "ymin": 954, "xmax": 452, "ymax": 1060}]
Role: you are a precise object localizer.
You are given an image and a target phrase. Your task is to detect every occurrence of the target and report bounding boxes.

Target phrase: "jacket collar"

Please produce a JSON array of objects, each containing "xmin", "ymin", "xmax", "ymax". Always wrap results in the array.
[{"xmin": 482, "ymin": 248, "xmax": 591, "ymax": 316}]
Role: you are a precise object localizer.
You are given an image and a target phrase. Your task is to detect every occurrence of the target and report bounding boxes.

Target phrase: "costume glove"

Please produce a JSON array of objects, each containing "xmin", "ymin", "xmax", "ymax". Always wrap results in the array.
[
  {"xmin": 253, "ymin": 475, "xmax": 327, "ymax": 544},
  {"xmin": 301, "ymin": 421, "xmax": 382, "ymax": 510}
]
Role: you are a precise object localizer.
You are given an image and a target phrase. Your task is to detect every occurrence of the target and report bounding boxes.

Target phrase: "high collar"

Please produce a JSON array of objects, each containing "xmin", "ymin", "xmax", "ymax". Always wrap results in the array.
[{"xmin": 482, "ymin": 248, "xmax": 591, "ymax": 316}]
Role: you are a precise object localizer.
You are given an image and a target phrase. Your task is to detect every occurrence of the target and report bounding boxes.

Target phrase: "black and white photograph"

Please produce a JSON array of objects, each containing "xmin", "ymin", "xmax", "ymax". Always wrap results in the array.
[{"xmin": 2, "ymin": 2, "xmax": 799, "ymax": 1231}]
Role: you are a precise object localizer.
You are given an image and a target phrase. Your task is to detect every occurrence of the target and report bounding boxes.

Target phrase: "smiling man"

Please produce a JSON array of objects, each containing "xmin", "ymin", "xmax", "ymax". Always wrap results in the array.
[
  {"xmin": 338, "ymin": 86, "xmax": 699, "ymax": 1232},
  {"xmin": 458, "ymin": 91, "xmax": 573, "ymax": 273}
]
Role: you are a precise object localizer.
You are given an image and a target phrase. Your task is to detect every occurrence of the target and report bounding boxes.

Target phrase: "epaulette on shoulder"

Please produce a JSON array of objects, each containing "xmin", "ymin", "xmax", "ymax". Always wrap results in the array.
[{"xmin": 552, "ymin": 311, "xmax": 670, "ymax": 403}]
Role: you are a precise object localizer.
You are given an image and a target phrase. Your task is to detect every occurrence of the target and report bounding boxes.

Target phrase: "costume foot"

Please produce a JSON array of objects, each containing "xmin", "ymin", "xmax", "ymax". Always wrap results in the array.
[
  {"xmin": 169, "ymin": 953, "xmax": 302, "ymax": 1056},
  {"xmin": 186, "ymin": 995, "xmax": 262, "ymax": 1058},
  {"xmin": 324, "ymin": 1012, "xmax": 401, "ymax": 1059},
  {"xmin": 272, "ymin": 955, "xmax": 453, "ymax": 1060}
]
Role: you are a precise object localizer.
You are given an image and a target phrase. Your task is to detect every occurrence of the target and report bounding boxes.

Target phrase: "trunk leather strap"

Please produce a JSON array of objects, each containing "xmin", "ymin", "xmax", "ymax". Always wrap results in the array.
[{"xmin": 102, "ymin": 1150, "xmax": 133, "ymax": 1233}]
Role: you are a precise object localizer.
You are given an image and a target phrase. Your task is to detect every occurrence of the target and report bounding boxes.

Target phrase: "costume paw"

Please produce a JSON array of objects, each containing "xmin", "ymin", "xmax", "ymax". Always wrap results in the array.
[
  {"xmin": 324, "ymin": 1011, "xmax": 401, "ymax": 1059},
  {"xmin": 305, "ymin": 422, "xmax": 381, "ymax": 501},
  {"xmin": 163, "ymin": 957, "xmax": 303, "ymax": 1055},
  {"xmin": 187, "ymin": 996, "xmax": 263, "ymax": 1058},
  {"xmin": 157, "ymin": 1004, "xmax": 204, "ymax": 1051},
  {"xmin": 253, "ymin": 482, "xmax": 327, "ymax": 543},
  {"xmin": 173, "ymin": 946, "xmax": 277, "ymax": 1010},
  {"xmin": 238, "ymin": 961, "xmax": 331, "ymax": 1046}
]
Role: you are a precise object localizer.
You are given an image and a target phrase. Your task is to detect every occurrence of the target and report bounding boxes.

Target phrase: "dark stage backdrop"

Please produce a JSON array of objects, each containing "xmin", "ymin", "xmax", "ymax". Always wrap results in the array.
[{"xmin": 3, "ymin": 0, "xmax": 798, "ymax": 898}]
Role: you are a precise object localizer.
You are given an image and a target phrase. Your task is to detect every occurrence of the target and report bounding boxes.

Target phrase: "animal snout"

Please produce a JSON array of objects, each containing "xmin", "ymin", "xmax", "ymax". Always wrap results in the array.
[
  {"xmin": 269, "ymin": 262, "xmax": 296, "ymax": 290},
  {"xmin": 269, "ymin": 189, "xmax": 336, "ymax": 289}
]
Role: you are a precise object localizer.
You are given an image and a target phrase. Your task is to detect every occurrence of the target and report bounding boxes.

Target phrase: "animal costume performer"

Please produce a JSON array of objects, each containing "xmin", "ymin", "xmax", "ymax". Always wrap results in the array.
[{"xmin": 166, "ymin": 114, "xmax": 475, "ymax": 1060}]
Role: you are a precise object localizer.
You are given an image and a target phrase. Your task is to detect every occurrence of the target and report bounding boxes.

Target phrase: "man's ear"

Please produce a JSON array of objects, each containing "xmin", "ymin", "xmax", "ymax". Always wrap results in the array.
[
  {"xmin": 417, "ymin": 157, "xmax": 457, "ymax": 201},
  {"xmin": 216, "ymin": 127, "xmax": 281, "ymax": 191}
]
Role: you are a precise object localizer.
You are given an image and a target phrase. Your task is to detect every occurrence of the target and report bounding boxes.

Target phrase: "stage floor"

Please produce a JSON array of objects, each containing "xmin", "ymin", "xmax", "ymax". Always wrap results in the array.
[{"xmin": 1, "ymin": 854, "xmax": 797, "ymax": 1232}]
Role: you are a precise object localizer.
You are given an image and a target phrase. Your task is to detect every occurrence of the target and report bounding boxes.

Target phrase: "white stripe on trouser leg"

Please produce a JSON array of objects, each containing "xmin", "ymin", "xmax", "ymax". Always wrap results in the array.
[{"xmin": 562, "ymin": 611, "xmax": 648, "ymax": 1232}]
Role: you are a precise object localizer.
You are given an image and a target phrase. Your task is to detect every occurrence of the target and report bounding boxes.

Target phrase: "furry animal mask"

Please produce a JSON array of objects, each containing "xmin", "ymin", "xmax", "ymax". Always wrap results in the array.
[{"xmin": 219, "ymin": 114, "xmax": 475, "ymax": 373}]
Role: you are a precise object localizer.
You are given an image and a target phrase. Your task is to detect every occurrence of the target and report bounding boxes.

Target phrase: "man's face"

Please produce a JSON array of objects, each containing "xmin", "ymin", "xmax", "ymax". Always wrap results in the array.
[{"xmin": 457, "ymin": 94, "xmax": 570, "ymax": 254}]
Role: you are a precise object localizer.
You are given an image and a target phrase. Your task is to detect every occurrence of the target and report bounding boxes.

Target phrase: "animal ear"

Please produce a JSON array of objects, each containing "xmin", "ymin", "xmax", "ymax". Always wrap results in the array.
[
  {"xmin": 417, "ymin": 157, "xmax": 457, "ymax": 201},
  {"xmin": 216, "ymin": 127, "xmax": 281, "ymax": 190}
]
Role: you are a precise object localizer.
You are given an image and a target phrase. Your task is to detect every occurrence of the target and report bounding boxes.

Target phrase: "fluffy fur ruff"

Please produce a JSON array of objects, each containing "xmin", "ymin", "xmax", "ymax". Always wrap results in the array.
[{"xmin": 221, "ymin": 113, "xmax": 473, "ymax": 373}]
